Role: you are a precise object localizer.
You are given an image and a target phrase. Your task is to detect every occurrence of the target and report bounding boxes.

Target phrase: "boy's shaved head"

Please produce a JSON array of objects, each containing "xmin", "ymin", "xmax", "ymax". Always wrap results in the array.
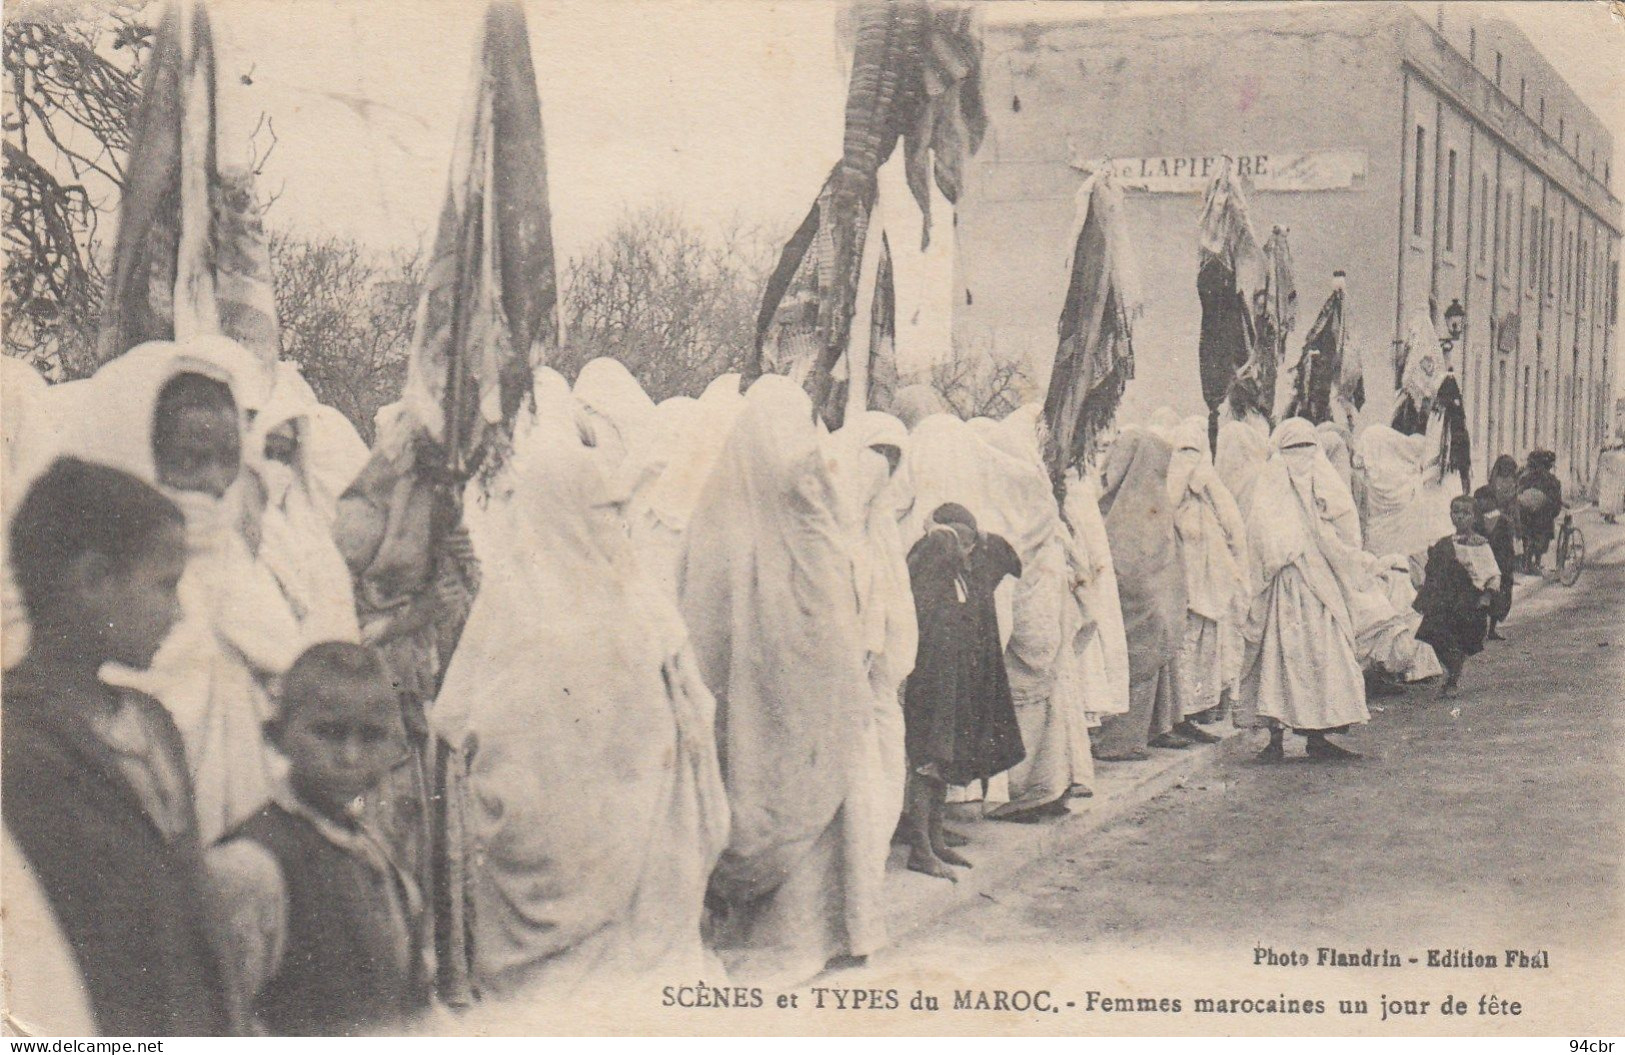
[
  {"xmin": 280, "ymin": 641, "xmax": 388, "ymax": 718},
  {"xmin": 272, "ymin": 641, "xmax": 403, "ymax": 820},
  {"xmin": 10, "ymin": 457, "xmax": 182, "ymax": 618}
]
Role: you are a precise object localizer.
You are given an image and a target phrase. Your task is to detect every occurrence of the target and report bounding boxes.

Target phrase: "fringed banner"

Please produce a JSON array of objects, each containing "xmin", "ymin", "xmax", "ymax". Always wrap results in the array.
[
  {"xmin": 755, "ymin": 0, "xmax": 983, "ymax": 425},
  {"xmin": 1042, "ymin": 172, "xmax": 1141, "ymax": 488}
]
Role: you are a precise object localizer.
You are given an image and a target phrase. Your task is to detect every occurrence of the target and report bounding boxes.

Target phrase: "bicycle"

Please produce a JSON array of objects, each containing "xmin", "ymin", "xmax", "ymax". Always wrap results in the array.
[{"xmin": 1554, "ymin": 509, "xmax": 1586, "ymax": 587}]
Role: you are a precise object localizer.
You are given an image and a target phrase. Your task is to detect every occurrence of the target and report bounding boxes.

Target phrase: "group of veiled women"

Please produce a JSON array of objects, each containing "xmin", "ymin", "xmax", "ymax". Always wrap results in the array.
[{"xmin": 0, "ymin": 335, "xmax": 1532, "ymax": 1020}]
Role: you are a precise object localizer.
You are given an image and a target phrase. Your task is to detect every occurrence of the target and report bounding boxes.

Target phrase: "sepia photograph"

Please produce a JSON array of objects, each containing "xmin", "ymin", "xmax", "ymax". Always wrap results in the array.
[{"xmin": 1, "ymin": 0, "xmax": 1622, "ymax": 1041}]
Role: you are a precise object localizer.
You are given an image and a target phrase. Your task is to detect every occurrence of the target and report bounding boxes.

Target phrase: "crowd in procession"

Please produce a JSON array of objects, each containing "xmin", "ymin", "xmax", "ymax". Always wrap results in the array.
[{"xmin": 0, "ymin": 307, "xmax": 1579, "ymax": 1035}]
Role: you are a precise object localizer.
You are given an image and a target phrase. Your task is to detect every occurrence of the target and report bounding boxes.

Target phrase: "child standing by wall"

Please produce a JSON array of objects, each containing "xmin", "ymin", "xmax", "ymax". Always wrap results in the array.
[
  {"xmin": 1414, "ymin": 496, "xmax": 1503, "ymax": 700},
  {"xmin": 3, "ymin": 458, "xmax": 229, "ymax": 1036},
  {"xmin": 208, "ymin": 642, "xmax": 427, "ymax": 1036}
]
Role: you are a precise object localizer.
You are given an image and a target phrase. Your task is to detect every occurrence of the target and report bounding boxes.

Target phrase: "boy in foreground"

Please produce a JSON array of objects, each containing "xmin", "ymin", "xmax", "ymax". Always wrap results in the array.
[
  {"xmin": 208, "ymin": 642, "xmax": 428, "ymax": 1036},
  {"xmin": 3, "ymin": 457, "xmax": 229, "ymax": 1036}
]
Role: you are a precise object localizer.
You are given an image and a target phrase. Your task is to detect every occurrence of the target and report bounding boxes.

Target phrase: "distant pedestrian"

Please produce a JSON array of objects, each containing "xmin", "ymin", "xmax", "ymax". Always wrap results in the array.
[
  {"xmin": 1517, "ymin": 450, "xmax": 1562, "ymax": 572},
  {"xmin": 1413, "ymin": 496, "xmax": 1502, "ymax": 700},
  {"xmin": 1472, "ymin": 455, "xmax": 1521, "ymax": 639}
]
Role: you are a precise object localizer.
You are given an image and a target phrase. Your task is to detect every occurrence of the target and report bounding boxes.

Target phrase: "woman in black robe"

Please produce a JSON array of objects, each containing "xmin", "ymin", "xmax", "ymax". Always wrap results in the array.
[
  {"xmin": 1517, "ymin": 449, "xmax": 1562, "ymax": 571},
  {"xmin": 902, "ymin": 503, "xmax": 1023, "ymax": 880},
  {"xmin": 1472, "ymin": 454, "xmax": 1520, "ymax": 639}
]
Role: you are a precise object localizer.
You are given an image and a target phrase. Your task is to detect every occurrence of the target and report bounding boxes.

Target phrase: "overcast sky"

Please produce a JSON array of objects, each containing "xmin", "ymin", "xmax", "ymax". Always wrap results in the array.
[
  {"xmin": 191, "ymin": 0, "xmax": 1624, "ymax": 394},
  {"xmin": 206, "ymin": 0, "xmax": 1623, "ymax": 261}
]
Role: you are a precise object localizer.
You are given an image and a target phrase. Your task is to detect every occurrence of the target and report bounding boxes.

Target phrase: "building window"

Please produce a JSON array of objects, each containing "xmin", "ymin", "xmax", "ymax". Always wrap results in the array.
[
  {"xmin": 1558, "ymin": 116, "xmax": 1565, "ymax": 143},
  {"xmin": 1522, "ymin": 365, "xmax": 1532, "ymax": 450},
  {"xmin": 1519, "ymin": 77, "xmax": 1526, "ymax": 107},
  {"xmin": 1495, "ymin": 51, "xmax": 1503, "ymax": 87},
  {"xmin": 1546, "ymin": 218, "xmax": 1554, "ymax": 297},
  {"xmin": 1612, "ymin": 260, "xmax": 1620, "ymax": 325},
  {"xmin": 1564, "ymin": 231, "xmax": 1572, "ymax": 299},
  {"xmin": 1577, "ymin": 237, "xmax": 1585, "ymax": 309},
  {"xmin": 1413, "ymin": 126, "xmax": 1427, "ymax": 237},
  {"xmin": 1539, "ymin": 97, "xmax": 1545, "ymax": 127},
  {"xmin": 1496, "ymin": 359, "xmax": 1506, "ymax": 452},
  {"xmin": 1469, "ymin": 26, "xmax": 1476, "ymax": 61},
  {"xmin": 1445, "ymin": 150, "xmax": 1457, "ymax": 251},
  {"xmin": 1479, "ymin": 174, "xmax": 1489, "ymax": 264},
  {"xmin": 1503, "ymin": 193, "xmax": 1513, "ymax": 277},
  {"xmin": 1521, "ymin": 205, "xmax": 1534, "ymax": 289}
]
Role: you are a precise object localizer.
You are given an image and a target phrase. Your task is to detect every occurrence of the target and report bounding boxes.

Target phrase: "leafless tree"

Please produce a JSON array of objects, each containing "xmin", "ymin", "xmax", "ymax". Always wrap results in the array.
[
  {"xmin": 559, "ymin": 206, "xmax": 777, "ymax": 402},
  {"xmin": 269, "ymin": 230, "xmax": 421, "ymax": 443},
  {"xmin": 3, "ymin": 0, "xmax": 151, "ymax": 378},
  {"xmin": 919, "ymin": 341, "xmax": 1036, "ymax": 420}
]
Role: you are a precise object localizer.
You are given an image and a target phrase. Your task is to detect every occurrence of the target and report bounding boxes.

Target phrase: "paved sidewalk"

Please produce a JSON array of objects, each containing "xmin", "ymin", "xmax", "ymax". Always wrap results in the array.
[{"xmin": 876, "ymin": 504, "xmax": 1625, "ymax": 950}]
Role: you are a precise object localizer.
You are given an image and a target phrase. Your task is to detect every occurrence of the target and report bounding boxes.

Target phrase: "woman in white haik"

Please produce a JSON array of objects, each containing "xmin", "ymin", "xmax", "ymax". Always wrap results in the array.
[
  {"xmin": 679, "ymin": 375, "xmax": 872, "ymax": 987},
  {"xmin": 1241, "ymin": 418, "xmax": 1371, "ymax": 762},
  {"xmin": 431, "ymin": 369, "xmax": 729, "ymax": 1001},
  {"xmin": 63, "ymin": 338, "xmax": 304, "ymax": 843},
  {"xmin": 1167, "ymin": 416, "xmax": 1249, "ymax": 737},
  {"xmin": 1214, "ymin": 415, "xmax": 1271, "ymax": 520},
  {"xmin": 1356, "ymin": 424, "xmax": 1452, "ymax": 561},
  {"xmin": 248, "ymin": 362, "xmax": 367, "ymax": 646},
  {"xmin": 827, "ymin": 409, "xmax": 918, "ymax": 954},
  {"xmin": 981, "ymin": 405, "xmax": 1099, "ymax": 820},
  {"xmin": 631, "ymin": 374, "xmax": 746, "ymax": 598}
]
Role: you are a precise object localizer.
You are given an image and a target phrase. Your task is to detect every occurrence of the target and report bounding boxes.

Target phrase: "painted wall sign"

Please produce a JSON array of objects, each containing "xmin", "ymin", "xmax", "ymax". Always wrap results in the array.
[{"xmin": 1078, "ymin": 150, "xmax": 1369, "ymax": 192}]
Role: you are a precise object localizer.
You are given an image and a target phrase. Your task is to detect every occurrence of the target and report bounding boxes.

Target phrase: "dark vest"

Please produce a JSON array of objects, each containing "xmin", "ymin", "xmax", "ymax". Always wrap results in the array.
[
  {"xmin": 227, "ymin": 803, "xmax": 423, "ymax": 1036},
  {"xmin": 2, "ymin": 676, "xmax": 229, "ymax": 1036}
]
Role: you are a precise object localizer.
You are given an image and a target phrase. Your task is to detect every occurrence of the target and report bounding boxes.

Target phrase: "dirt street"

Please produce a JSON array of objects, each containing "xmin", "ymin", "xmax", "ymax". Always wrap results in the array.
[{"xmin": 851, "ymin": 536, "xmax": 1623, "ymax": 1031}]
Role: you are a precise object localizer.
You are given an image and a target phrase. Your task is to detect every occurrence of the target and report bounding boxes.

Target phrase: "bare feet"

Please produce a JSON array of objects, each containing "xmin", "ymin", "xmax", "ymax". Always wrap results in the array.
[
  {"xmin": 1256, "ymin": 741, "xmax": 1285, "ymax": 763},
  {"xmin": 934, "ymin": 844, "xmax": 973, "ymax": 868},
  {"xmin": 907, "ymin": 849, "xmax": 958, "ymax": 881},
  {"xmin": 941, "ymin": 827, "xmax": 969, "ymax": 848}
]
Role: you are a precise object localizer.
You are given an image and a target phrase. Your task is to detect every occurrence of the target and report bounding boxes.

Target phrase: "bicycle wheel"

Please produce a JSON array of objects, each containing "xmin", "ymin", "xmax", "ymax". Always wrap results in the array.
[{"xmin": 1559, "ymin": 527, "xmax": 1585, "ymax": 586}]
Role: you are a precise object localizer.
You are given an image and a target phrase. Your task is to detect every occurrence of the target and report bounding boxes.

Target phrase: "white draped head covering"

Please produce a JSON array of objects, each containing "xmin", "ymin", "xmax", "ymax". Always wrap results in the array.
[
  {"xmin": 573, "ymin": 357, "xmax": 657, "ymax": 489},
  {"xmin": 2, "ymin": 357, "xmax": 48, "ymax": 507},
  {"xmin": 1214, "ymin": 418, "xmax": 1271, "ymax": 519},
  {"xmin": 642, "ymin": 375, "xmax": 745, "ymax": 536},
  {"xmin": 1147, "ymin": 405, "xmax": 1181, "ymax": 441},
  {"xmin": 52, "ymin": 338, "xmax": 265, "ymax": 488},
  {"xmin": 1316, "ymin": 420, "xmax": 1355, "ymax": 491},
  {"xmin": 892, "ymin": 384, "xmax": 948, "ymax": 429},
  {"xmin": 1246, "ymin": 418, "xmax": 1368, "ymax": 639},
  {"xmin": 245, "ymin": 362, "xmax": 363, "ymax": 643},
  {"xmin": 831, "ymin": 411, "xmax": 917, "ymax": 682},
  {"xmin": 432, "ymin": 368, "xmax": 728, "ymax": 995},
  {"xmin": 49, "ymin": 340, "xmax": 299, "ymax": 842},
  {"xmin": 1355, "ymin": 423, "xmax": 1448, "ymax": 558},
  {"xmin": 249, "ymin": 362, "xmax": 369, "ymax": 521},
  {"xmin": 678, "ymin": 374, "xmax": 868, "ymax": 902},
  {"xmin": 1168, "ymin": 416, "xmax": 1248, "ymax": 623},
  {"xmin": 2, "ymin": 359, "xmax": 53, "ymax": 668}
]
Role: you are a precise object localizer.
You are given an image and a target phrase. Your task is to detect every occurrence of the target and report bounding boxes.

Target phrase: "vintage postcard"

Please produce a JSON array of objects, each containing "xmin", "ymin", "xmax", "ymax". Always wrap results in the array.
[{"xmin": 2, "ymin": 0, "xmax": 1622, "ymax": 1041}]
